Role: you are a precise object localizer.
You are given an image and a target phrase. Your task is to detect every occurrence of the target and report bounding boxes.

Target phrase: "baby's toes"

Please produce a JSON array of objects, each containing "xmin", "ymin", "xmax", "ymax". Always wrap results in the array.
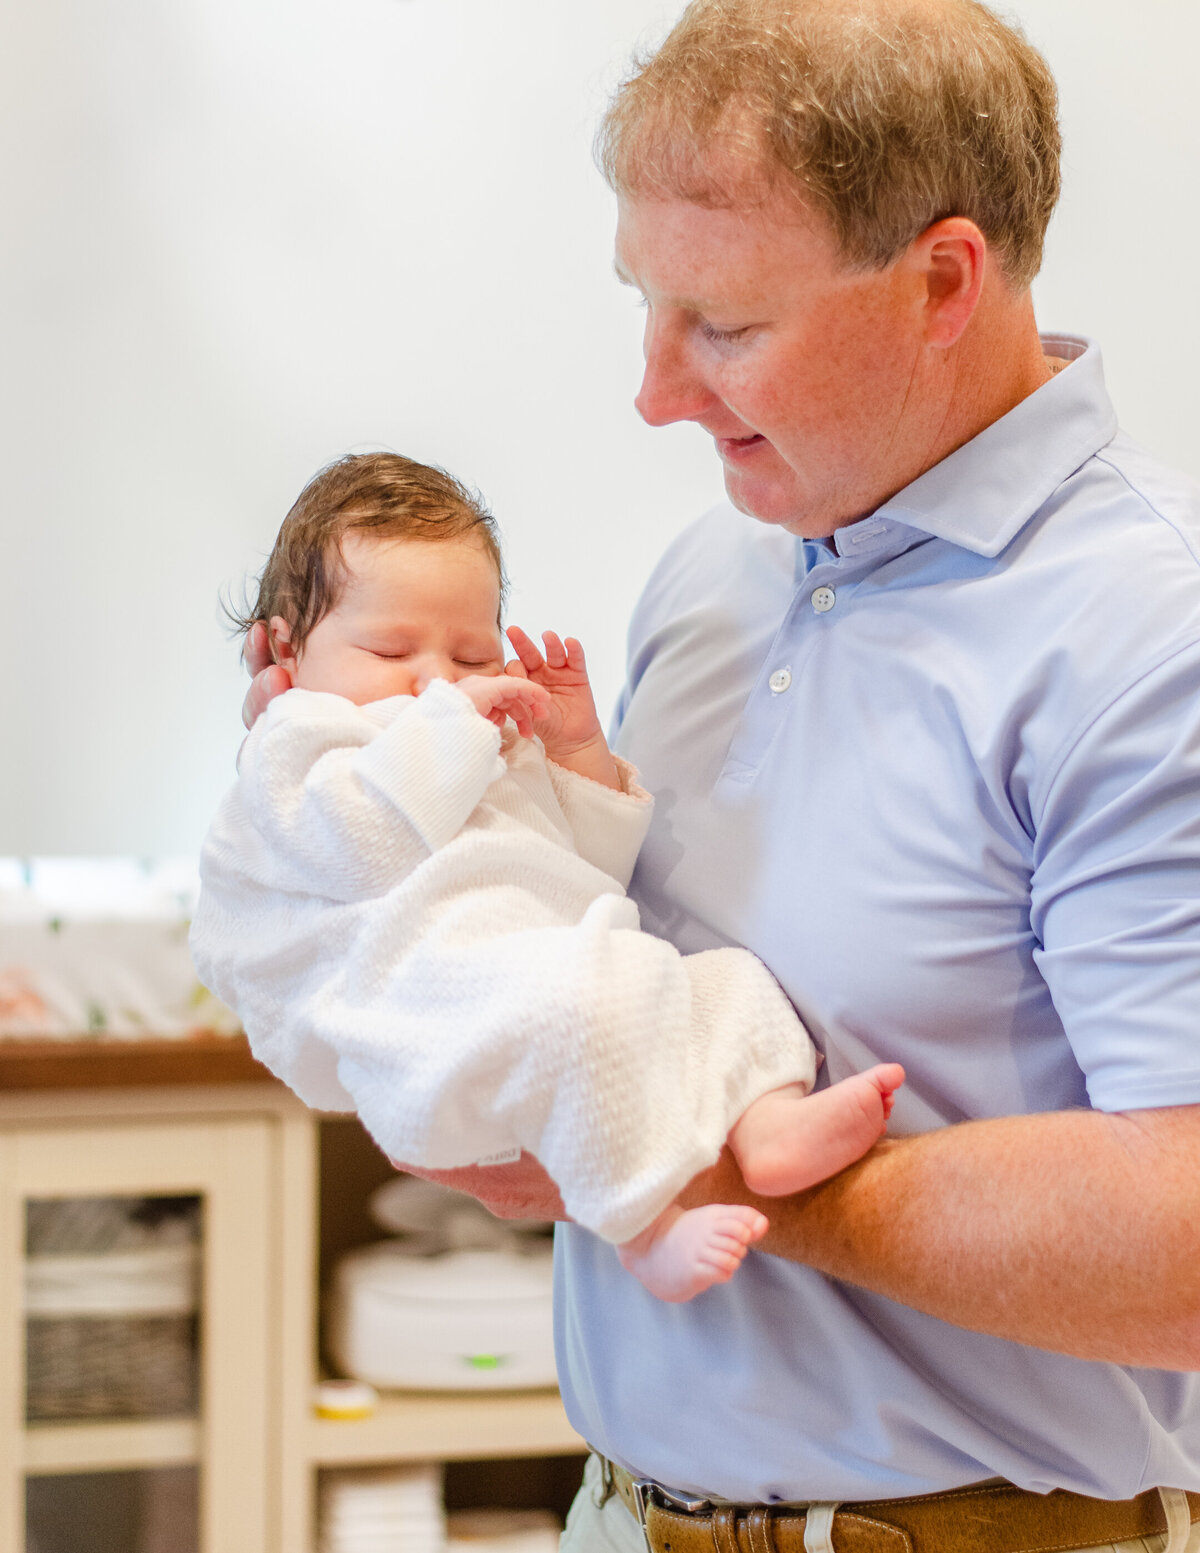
[
  {"xmin": 698, "ymin": 1248, "xmax": 743, "ymax": 1279},
  {"xmin": 717, "ymin": 1207, "xmax": 769, "ymax": 1245}
]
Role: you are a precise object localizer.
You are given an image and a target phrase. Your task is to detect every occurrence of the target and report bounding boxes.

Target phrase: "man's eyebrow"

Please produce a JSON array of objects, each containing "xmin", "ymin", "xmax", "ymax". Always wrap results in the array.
[{"xmin": 611, "ymin": 259, "xmax": 730, "ymax": 314}]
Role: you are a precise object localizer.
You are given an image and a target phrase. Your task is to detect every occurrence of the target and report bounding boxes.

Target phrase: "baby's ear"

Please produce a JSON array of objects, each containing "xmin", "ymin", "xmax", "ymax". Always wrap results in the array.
[{"xmin": 267, "ymin": 617, "xmax": 299, "ymax": 686}]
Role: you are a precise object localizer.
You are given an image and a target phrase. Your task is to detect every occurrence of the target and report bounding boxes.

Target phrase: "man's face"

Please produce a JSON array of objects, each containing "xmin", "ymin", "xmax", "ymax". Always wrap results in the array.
[{"xmin": 615, "ymin": 184, "xmax": 930, "ymax": 537}]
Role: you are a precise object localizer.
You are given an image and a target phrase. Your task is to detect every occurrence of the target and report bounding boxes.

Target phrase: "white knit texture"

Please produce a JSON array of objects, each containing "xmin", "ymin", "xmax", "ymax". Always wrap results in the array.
[{"xmin": 191, "ymin": 680, "xmax": 816, "ymax": 1243}]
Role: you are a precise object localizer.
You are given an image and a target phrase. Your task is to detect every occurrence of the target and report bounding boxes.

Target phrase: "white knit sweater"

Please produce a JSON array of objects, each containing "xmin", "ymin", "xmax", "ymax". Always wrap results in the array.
[{"xmin": 191, "ymin": 681, "xmax": 815, "ymax": 1243}]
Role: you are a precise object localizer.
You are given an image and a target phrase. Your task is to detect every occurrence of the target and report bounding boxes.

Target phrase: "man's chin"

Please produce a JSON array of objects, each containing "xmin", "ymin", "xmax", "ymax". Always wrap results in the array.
[{"xmin": 724, "ymin": 468, "xmax": 813, "ymax": 533}]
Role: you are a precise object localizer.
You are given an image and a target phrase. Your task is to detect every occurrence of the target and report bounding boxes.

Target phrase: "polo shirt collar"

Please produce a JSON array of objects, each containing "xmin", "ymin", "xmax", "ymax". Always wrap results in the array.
[{"xmin": 829, "ymin": 335, "xmax": 1118, "ymax": 562}]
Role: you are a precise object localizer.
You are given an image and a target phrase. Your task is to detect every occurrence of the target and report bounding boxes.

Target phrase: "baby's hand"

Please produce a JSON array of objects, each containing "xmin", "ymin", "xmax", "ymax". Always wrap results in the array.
[
  {"xmin": 452, "ymin": 674, "xmax": 551, "ymax": 739},
  {"xmin": 504, "ymin": 628, "xmax": 619, "ymax": 789}
]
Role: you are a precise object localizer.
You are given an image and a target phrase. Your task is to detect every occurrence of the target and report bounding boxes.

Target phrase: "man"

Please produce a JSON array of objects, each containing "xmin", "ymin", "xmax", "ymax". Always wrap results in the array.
[{"xmin": 245, "ymin": 0, "xmax": 1200, "ymax": 1545}]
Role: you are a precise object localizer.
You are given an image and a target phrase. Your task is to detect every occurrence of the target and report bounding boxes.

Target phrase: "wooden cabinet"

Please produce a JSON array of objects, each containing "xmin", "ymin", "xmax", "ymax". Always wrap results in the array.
[{"xmin": 0, "ymin": 1042, "xmax": 584, "ymax": 1553}]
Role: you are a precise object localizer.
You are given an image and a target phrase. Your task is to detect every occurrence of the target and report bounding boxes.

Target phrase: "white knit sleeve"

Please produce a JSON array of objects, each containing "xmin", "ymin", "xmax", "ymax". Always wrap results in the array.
[
  {"xmin": 190, "ymin": 680, "xmax": 506, "ymax": 1113},
  {"xmin": 237, "ymin": 681, "xmax": 504, "ymax": 900},
  {"xmin": 545, "ymin": 756, "xmax": 653, "ymax": 889}
]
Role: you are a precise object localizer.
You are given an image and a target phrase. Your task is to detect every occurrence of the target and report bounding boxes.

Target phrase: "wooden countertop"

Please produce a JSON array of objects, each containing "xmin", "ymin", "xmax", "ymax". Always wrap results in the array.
[{"xmin": 0, "ymin": 1032, "xmax": 272, "ymax": 1089}]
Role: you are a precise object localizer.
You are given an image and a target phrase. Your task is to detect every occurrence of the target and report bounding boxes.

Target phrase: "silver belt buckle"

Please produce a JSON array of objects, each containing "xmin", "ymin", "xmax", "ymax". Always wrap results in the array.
[
  {"xmin": 630, "ymin": 1478, "xmax": 653, "ymax": 1534},
  {"xmin": 631, "ymin": 1478, "xmax": 712, "ymax": 1548},
  {"xmin": 658, "ymin": 1485, "xmax": 713, "ymax": 1515}
]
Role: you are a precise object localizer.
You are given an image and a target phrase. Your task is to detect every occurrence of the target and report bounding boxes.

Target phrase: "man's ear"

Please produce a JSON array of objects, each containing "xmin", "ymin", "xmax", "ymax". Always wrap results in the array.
[
  {"xmin": 267, "ymin": 617, "xmax": 300, "ymax": 687},
  {"xmin": 911, "ymin": 217, "xmax": 987, "ymax": 349}
]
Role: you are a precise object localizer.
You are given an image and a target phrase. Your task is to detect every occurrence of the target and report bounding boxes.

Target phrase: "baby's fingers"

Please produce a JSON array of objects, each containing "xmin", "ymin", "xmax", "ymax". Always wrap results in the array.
[
  {"xmin": 506, "ymin": 681, "xmax": 551, "ymax": 738},
  {"xmin": 541, "ymin": 631, "xmax": 568, "ymax": 669},
  {"xmin": 509, "ymin": 679, "xmax": 552, "ymax": 714},
  {"xmin": 505, "ymin": 625, "xmax": 545, "ymax": 675},
  {"xmin": 563, "ymin": 637, "xmax": 588, "ymax": 673},
  {"xmin": 496, "ymin": 677, "xmax": 550, "ymax": 728}
]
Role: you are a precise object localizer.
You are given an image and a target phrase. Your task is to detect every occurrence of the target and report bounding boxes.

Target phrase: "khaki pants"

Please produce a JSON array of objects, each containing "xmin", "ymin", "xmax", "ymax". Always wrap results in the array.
[{"xmin": 560, "ymin": 1454, "xmax": 1200, "ymax": 1553}]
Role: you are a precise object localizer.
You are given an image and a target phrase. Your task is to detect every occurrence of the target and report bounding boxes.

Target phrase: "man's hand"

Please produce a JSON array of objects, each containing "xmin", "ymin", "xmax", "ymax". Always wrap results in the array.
[
  {"xmin": 505, "ymin": 628, "xmax": 620, "ymax": 788},
  {"xmin": 242, "ymin": 620, "xmax": 292, "ymax": 729},
  {"xmin": 454, "ymin": 674, "xmax": 552, "ymax": 740},
  {"xmin": 391, "ymin": 1152, "xmax": 568, "ymax": 1222}
]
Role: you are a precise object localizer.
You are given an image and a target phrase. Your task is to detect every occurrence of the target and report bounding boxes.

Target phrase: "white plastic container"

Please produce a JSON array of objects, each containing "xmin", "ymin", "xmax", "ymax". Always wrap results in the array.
[{"xmin": 326, "ymin": 1243, "xmax": 556, "ymax": 1391}]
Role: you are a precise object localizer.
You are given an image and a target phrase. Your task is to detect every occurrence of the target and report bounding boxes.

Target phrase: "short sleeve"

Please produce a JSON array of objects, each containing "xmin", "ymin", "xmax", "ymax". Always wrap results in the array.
[{"xmin": 1030, "ymin": 638, "xmax": 1200, "ymax": 1111}]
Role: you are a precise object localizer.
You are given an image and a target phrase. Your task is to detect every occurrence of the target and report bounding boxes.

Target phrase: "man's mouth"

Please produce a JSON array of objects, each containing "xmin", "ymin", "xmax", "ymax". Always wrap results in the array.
[{"xmin": 716, "ymin": 433, "xmax": 767, "ymax": 461}]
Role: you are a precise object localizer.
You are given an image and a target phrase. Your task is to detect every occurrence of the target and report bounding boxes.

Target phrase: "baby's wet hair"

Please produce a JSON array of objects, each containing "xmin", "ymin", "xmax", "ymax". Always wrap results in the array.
[{"xmin": 230, "ymin": 451, "xmax": 506, "ymax": 655}]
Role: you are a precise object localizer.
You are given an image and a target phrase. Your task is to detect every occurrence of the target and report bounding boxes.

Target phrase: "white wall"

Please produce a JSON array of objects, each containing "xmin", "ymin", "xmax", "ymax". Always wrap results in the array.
[
  {"xmin": 1017, "ymin": 0, "xmax": 1200, "ymax": 466},
  {"xmin": 1, "ymin": 0, "xmax": 1196, "ymax": 855}
]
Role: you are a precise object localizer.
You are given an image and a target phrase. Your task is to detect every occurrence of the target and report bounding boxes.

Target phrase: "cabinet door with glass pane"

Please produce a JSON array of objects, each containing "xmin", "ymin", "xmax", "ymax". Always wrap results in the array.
[{"xmin": 0, "ymin": 1114, "xmax": 274, "ymax": 1553}]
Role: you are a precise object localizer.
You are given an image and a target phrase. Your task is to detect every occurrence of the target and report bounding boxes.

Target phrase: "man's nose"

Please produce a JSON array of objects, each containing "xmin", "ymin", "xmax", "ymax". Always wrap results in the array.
[{"xmin": 634, "ymin": 317, "xmax": 711, "ymax": 428}]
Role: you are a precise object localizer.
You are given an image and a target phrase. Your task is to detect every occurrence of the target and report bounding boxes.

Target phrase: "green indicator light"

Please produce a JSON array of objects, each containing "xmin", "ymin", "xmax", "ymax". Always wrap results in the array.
[{"xmin": 466, "ymin": 1354, "xmax": 503, "ymax": 1370}]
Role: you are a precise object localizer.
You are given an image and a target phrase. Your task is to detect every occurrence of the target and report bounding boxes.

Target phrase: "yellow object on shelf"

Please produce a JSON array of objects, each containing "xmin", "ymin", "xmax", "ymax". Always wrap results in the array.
[{"xmin": 313, "ymin": 1380, "xmax": 378, "ymax": 1420}]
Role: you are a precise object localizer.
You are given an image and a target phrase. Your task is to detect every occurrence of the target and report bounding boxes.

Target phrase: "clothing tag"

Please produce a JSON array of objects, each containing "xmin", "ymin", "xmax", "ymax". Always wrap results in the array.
[{"xmin": 475, "ymin": 1147, "xmax": 521, "ymax": 1167}]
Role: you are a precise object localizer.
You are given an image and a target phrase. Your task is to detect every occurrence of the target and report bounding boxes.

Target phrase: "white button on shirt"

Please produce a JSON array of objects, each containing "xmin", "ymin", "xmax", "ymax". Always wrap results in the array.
[
  {"xmin": 811, "ymin": 586, "xmax": 836, "ymax": 613},
  {"xmin": 768, "ymin": 668, "xmax": 791, "ymax": 694}
]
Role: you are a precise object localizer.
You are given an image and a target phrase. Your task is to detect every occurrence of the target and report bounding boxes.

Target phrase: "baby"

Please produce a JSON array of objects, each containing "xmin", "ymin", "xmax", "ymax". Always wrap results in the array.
[{"xmin": 191, "ymin": 452, "xmax": 903, "ymax": 1302}]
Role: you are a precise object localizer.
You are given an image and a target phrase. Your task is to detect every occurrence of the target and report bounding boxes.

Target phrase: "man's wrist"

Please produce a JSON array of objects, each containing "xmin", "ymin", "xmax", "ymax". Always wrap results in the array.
[{"xmin": 676, "ymin": 1138, "xmax": 900, "ymax": 1273}]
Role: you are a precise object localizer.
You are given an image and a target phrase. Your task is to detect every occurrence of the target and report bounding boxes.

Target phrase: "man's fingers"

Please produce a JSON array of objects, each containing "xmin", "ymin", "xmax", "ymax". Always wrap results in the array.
[
  {"xmin": 243, "ymin": 620, "xmax": 274, "ymax": 677},
  {"xmin": 392, "ymin": 1155, "xmax": 567, "ymax": 1222},
  {"xmin": 241, "ymin": 621, "xmax": 290, "ymax": 729},
  {"xmin": 241, "ymin": 664, "xmax": 292, "ymax": 730}
]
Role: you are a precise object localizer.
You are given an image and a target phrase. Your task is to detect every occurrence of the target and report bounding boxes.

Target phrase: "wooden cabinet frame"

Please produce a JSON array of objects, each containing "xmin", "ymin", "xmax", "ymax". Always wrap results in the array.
[{"xmin": 0, "ymin": 1075, "xmax": 583, "ymax": 1553}]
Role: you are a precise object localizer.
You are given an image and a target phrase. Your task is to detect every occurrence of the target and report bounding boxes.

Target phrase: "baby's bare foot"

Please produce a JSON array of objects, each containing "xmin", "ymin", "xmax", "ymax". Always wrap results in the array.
[
  {"xmin": 618, "ymin": 1203, "xmax": 769, "ymax": 1303},
  {"xmin": 731, "ymin": 1063, "xmax": 905, "ymax": 1197}
]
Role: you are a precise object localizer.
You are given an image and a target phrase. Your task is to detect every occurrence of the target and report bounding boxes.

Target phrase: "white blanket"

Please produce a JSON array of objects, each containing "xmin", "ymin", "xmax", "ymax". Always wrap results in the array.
[{"xmin": 190, "ymin": 681, "xmax": 815, "ymax": 1242}]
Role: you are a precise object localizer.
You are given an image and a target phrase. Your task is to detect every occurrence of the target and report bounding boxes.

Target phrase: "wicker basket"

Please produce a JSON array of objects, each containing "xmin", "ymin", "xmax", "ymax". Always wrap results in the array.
[
  {"xmin": 24, "ymin": 1200, "xmax": 201, "ymax": 1422},
  {"xmin": 26, "ymin": 1311, "xmax": 199, "ymax": 1421}
]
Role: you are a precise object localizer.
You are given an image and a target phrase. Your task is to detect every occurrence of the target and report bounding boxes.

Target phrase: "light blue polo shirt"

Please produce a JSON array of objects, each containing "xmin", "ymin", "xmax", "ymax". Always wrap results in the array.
[{"xmin": 554, "ymin": 337, "xmax": 1200, "ymax": 1502}]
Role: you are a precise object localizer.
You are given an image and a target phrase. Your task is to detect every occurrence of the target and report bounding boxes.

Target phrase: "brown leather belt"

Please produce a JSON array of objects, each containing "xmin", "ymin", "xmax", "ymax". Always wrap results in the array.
[{"xmin": 606, "ymin": 1458, "xmax": 1200, "ymax": 1553}]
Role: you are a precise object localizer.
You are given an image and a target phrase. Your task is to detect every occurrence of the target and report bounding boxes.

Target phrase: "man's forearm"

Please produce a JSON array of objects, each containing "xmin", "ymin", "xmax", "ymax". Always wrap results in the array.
[{"xmin": 682, "ymin": 1104, "xmax": 1200, "ymax": 1368}]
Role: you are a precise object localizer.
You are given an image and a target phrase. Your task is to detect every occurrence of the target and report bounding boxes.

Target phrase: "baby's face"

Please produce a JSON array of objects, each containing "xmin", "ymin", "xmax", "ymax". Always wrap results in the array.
[{"xmin": 277, "ymin": 531, "xmax": 504, "ymax": 704}]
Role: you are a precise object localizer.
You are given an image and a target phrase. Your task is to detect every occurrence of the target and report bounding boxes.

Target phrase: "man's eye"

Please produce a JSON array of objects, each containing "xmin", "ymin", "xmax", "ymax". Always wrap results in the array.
[{"xmin": 699, "ymin": 319, "xmax": 750, "ymax": 345}]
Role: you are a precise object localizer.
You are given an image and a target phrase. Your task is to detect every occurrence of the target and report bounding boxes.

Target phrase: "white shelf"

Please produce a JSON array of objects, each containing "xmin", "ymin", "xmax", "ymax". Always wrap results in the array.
[
  {"xmin": 308, "ymin": 1387, "xmax": 585, "ymax": 1466},
  {"xmin": 23, "ymin": 1418, "xmax": 200, "ymax": 1476}
]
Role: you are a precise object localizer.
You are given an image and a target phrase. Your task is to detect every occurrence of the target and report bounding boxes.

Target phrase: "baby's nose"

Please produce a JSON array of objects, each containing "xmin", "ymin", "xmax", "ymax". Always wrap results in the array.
[{"xmin": 413, "ymin": 657, "xmax": 456, "ymax": 695}]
